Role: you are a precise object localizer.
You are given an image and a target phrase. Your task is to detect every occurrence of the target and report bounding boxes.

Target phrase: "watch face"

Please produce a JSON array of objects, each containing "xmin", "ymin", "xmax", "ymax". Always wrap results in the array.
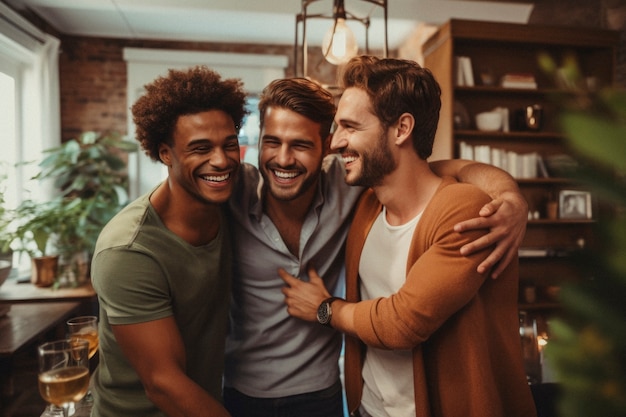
[{"xmin": 317, "ymin": 302, "xmax": 331, "ymax": 325}]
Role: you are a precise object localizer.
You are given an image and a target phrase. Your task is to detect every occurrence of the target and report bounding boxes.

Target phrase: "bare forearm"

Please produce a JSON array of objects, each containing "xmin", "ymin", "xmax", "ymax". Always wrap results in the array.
[{"xmin": 329, "ymin": 300, "xmax": 357, "ymax": 338}]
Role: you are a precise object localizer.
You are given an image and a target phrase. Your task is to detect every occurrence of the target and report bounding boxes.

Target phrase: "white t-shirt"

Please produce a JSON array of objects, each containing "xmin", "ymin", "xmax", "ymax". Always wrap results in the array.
[{"xmin": 359, "ymin": 207, "xmax": 422, "ymax": 417}]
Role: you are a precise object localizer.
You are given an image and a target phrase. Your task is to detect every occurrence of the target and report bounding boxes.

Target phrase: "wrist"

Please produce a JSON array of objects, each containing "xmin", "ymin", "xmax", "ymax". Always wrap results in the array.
[{"xmin": 316, "ymin": 297, "xmax": 343, "ymax": 327}]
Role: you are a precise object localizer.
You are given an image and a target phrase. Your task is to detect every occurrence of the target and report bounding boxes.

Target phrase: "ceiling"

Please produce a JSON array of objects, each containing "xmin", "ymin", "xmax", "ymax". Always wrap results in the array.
[{"xmin": 4, "ymin": 0, "xmax": 534, "ymax": 49}]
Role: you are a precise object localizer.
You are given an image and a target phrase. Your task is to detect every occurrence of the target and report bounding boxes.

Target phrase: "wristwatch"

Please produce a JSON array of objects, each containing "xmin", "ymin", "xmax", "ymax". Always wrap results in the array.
[{"xmin": 317, "ymin": 297, "xmax": 342, "ymax": 327}]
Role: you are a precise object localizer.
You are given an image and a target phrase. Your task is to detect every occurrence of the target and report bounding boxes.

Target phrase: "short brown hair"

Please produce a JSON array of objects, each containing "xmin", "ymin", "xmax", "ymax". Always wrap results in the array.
[
  {"xmin": 132, "ymin": 65, "xmax": 248, "ymax": 161},
  {"xmin": 258, "ymin": 78, "xmax": 335, "ymax": 143}
]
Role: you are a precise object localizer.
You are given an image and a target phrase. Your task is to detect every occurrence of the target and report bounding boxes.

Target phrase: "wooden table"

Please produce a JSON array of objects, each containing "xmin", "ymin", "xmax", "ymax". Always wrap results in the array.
[
  {"xmin": 0, "ymin": 302, "xmax": 82, "ymax": 398},
  {"xmin": 0, "ymin": 277, "xmax": 96, "ymax": 304},
  {"xmin": 0, "ymin": 302, "xmax": 81, "ymax": 357}
]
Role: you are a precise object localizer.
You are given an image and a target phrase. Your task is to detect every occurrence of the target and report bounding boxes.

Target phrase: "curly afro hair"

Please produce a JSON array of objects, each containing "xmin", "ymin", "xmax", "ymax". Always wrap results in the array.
[{"xmin": 131, "ymin": 65, "xmax": 248, "ymax": 161}]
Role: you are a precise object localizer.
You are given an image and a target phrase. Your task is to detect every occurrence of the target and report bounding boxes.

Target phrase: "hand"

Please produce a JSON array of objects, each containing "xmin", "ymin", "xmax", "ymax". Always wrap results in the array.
[
  {"xmin": 279, "ymin": 265, "xmax": 332, "ymax": 322},
  {"xmin": 454, "ymin": 191, "xmax": 528, "ymax": 279}
]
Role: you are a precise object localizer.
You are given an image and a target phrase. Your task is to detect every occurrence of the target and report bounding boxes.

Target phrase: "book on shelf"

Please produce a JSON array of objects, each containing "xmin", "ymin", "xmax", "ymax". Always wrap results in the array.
[
  {"xmin": 536, "ymin": 154, "xmax": 550, "ymax": 178},
  {"xmin": 455, "ymin": 56, "xmax": 474, "ymax": 87},
  {"xmin": 518, "ymin": 248, "xmax": 550, "ymax": 257},
  {"xmin": 457, "ymin": 142, "xmax": 539, "ymax": 179},
  {"xmin": 500, "ymin": 73, "xmax": 537, "ymax": 89},
  {"xmin": 518, "ymin": 247, "xmax": 572, "ymax": 257}
]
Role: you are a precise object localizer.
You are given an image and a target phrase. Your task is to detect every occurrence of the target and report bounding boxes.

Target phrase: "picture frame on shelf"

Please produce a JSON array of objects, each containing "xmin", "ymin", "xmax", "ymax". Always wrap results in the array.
[{"xmin": 559, "ymin": 190, "xmax": 592, "ymax": 219}]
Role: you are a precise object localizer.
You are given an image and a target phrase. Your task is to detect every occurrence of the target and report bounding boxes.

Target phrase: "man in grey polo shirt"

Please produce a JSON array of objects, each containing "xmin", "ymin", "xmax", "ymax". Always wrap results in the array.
[{"xmin": 224, "ymin": 78, "xmax": 528, "ymax": 417}]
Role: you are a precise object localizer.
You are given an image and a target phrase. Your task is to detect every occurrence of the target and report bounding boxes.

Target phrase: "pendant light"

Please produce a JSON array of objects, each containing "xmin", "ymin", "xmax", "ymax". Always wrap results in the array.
[
  {"xmin": 294, "ymin": 0, "xmax": 388, "ymax": 78},
  {"xmin": 321, "ymin": 0, "xmax": 358, "ymax": 65}
]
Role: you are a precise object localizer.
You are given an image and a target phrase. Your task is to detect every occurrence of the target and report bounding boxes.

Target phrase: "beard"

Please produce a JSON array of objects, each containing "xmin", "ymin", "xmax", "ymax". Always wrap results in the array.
[{"xmin": 350, "ymin": 132, "xmax": 396, "ymax": 188}]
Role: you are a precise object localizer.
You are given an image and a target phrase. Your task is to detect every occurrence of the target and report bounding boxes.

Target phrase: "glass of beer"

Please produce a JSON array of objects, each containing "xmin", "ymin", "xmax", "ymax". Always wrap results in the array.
[
  {"xmin": 38, "ymin": 339, "xmax": 90, "ymax": 417},
  {"xmin": 67, "ymin": 315, "xmax": 98, "ymax": 408},
  {"xmin": 67, "ymin": 316, "xmax": 99, "ymax": 359}
]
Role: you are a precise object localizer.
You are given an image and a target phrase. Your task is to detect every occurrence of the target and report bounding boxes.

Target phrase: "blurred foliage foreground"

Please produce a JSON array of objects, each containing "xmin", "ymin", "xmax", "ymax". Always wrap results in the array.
[{"xmin": 540, "ymin": 54, "xmax": 626, "ymax": 417}]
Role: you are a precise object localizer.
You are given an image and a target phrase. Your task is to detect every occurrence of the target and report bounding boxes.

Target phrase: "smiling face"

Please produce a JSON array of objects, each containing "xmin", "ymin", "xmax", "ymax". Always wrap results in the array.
[
  {"xmin": 331, "ymin": 87, "xmax": 396, "ymax": 187},
  {"xmin": 159, "ymin": 109, "xmax": 240, "ymax": 205},
  {"xmin": 258, "ymin": 106, "xmax": 326, "ymax": 202}
]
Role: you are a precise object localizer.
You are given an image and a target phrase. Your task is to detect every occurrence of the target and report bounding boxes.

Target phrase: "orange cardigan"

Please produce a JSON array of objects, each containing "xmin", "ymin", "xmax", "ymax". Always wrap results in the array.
[{"xmin": 343, "ymin": 177, "xmax": 537, "ymax": 417}]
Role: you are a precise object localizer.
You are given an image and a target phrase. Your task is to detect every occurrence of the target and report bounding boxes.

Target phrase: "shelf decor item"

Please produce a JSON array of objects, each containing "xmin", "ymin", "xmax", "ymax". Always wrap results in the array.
[
  {"xmin": 558, "ymin": 190, "xmax": 592, "ymax": 220},
  {"xmin": 501, "ymin": 72, "xmax": 538, "ymax": 89},
  {"xmin": 475, "ymin": 110, "xmax": 502, "ymax": 131}
]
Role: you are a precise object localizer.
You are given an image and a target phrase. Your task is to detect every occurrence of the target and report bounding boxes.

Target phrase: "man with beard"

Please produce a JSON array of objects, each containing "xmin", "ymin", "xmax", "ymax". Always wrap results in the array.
[
  {"xmin": 225, "ymin": 77, "xmax": 529, "ymax": 417},
  {"xmin": 91, "ymin": 66, "xmax": 246, "ymax": 417},
  {"xmin": 279, "ymin": 57, "xmax": 537, "ymax": 417}
]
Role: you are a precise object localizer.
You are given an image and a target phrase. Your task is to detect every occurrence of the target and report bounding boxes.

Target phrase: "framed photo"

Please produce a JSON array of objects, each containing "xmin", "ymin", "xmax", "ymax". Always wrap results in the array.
[{"xmin": 559, "ymin": 190, "xmax": 592, "ymax": 219}]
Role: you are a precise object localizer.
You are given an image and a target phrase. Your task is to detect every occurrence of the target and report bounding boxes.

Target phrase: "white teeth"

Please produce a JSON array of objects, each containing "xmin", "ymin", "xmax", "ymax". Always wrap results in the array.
[
  {"xmin": 273, "ymin": 170, "xmax": 298, "ymax": 179},
  {"xmin": 343, "ymin": 156, "xmax": 357, "ymax": 164},
  {"xmin": 202, "ymin": 173, "xmax": 230, "ymax": 182}
]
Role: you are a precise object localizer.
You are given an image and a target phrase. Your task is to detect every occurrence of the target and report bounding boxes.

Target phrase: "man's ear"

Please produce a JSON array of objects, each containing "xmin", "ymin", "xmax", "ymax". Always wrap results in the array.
[
  {"xmin": 394, "ymin": 113, "xmax": 415, "ymax": 146},
  {"xmin": 159, "ymin": 143, "xmax": 172, "ymax": 166}
]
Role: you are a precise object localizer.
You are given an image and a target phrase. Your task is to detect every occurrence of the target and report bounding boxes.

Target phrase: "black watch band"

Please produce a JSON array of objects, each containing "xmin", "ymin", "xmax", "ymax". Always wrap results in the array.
[{"xmin": 317, "ymin": 297, "xmax": 342, "ymax": 327}]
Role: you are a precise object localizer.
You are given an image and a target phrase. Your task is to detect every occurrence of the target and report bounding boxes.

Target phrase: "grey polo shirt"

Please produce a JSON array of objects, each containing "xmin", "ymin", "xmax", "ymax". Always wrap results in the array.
[{"xmin": 225, "ymin": 154, "xmax": 363, "ymax": 397}]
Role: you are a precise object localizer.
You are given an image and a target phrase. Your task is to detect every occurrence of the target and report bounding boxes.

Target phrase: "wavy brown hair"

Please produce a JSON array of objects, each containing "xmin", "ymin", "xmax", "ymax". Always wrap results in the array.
[{"xmin": 131, "ymin": 65, "xmax": 248, "ymax": 161}]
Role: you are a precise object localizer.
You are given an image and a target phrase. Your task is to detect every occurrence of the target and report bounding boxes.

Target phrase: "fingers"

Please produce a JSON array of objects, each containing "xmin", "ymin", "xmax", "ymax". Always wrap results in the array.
[
  {"xmin": 478, "ymin": 198, "xmax": 503, "ymax": 217},
  {"xmin": 307, "ymin": 264, "xmax": 324, "ymax": 285},
  {"xmin": 489, "ymin": 248, "xmax": 516, "ymax": 279},
  {"xmin": 278, "ymin": 267, "xmax": 299, "ymax": 286},
  {"xmin": 455, "ymin": 217, "xmax": 489, "ymax": 233},
  {"xmin": 459, "ymin": 224, "xmax": 508, "ymax": 256},
  {"xmin": 475, "ymin": 245, "xmax": 505, "ymax": 275}
]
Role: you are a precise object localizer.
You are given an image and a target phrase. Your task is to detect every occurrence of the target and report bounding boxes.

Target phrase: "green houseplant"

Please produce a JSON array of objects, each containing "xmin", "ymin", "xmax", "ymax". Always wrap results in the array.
[
  {"xmin": 13, "ymin": 199, "xmax": 65, "ymax": 286},
  {"xmin": 13, "ymin": 131, "xmax": 137, "ymax": 286},
  {"xmin": 538, "ymin": 54, "xmax": 626, "ymax": 417}
]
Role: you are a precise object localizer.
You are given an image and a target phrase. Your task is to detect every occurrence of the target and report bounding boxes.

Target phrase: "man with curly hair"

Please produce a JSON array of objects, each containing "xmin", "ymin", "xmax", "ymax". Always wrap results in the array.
[{"xmin": 90, "ymin": 65, "xmax": 247, "ymax": 417}]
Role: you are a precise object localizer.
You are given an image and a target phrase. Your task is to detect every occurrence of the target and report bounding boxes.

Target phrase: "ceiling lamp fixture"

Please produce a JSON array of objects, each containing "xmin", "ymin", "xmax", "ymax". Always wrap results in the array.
[
  {"xmin": 294, "ymin": 0, "xmax": 388, "ymax": 77},
  {"xmin": 321, "ymin": 0, "xmax": 358, "ymax": 65}
]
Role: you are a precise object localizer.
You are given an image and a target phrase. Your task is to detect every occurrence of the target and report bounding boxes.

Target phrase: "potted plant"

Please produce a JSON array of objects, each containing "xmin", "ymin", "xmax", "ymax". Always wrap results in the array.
[
  {"xmin": 13, "ymin": 131, "xmax": 137, "ymax": 287},
  {"xmin": 13, "ymin": 199, "xmax": 64, "ymax": 286}
]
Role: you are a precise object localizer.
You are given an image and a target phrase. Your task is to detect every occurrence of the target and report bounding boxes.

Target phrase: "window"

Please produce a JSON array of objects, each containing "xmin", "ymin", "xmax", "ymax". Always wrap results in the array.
[{"xmin": 1, "ymin": 3, "xmax": 61, "ymax": 268}]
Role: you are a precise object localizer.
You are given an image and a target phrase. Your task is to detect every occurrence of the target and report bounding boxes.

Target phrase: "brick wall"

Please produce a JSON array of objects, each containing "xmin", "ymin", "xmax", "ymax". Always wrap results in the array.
[{"xmin": 58, "ymin": 37, "xmax": 315, "ymax": 141}]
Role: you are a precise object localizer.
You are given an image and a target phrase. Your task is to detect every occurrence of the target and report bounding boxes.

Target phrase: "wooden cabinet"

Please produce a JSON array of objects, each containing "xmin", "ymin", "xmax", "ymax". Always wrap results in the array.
[{"xmin": 423, "ymin": 20, "xmax": 619, "ymax": 312}]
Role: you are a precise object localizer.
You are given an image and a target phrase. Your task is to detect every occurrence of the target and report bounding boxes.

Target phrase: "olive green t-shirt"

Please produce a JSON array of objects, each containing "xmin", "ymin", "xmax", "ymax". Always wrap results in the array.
[{"xmin": 90, "ymin": 191, "xmax": 231, "ymax": 417}]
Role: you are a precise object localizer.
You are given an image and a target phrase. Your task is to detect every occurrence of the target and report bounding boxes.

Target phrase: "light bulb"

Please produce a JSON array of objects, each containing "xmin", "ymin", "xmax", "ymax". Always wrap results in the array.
[{"xmin": 322, "ymin": 18, "xmax": 358, "ymax": 65}]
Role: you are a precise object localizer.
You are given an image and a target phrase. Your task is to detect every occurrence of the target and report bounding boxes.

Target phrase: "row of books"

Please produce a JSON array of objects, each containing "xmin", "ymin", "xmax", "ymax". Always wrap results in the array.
[
  {"xmin": 455, "ymin": 56, "xmax": 474, "ymax": 86},
  {"xmin": 458, "ymin": 142, "xmax": 549, "ymax": 179},
  {"xmin": 454, "ymin": 55, "xmax": 537, "ymax": 89},
  {"xmin": 500, "ymin": 73, "xmax": 537, "ymax": 89}
]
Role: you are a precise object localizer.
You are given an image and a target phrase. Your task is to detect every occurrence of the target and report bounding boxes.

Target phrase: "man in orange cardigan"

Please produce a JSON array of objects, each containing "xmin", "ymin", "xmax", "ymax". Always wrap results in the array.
[{"xmin": 280, "ymin": 56, "xmax": 537, "ymax": 417}]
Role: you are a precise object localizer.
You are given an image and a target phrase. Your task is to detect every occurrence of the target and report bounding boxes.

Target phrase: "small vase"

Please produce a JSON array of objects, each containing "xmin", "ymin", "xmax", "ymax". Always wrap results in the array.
[{"xmin": 31, "ymin": 255, "xmax": 59, "ymax": 287}]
